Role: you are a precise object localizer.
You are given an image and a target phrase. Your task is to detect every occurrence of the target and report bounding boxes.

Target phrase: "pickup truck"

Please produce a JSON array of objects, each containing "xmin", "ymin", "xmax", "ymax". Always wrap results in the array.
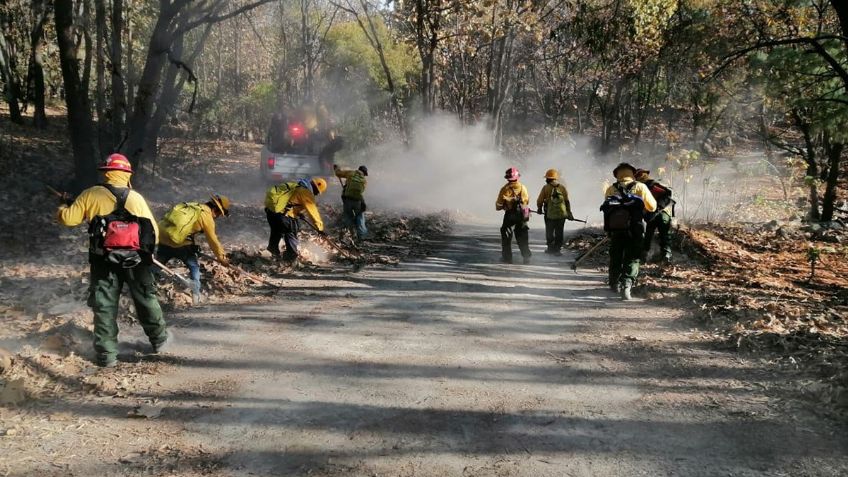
[{"xmin": 260, "ymin": 120, "xmax": 340, "ymax": 181}]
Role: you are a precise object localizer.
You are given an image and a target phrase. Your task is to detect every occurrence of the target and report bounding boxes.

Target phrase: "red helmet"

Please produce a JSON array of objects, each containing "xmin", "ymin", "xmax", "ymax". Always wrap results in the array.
[
  {"xmin": 504, "ymin": 167, "xmax": 520, "ymax": 181},
  {"xmin": 99, "ymin": 153, "xmax": 133, "ymax": 173}
]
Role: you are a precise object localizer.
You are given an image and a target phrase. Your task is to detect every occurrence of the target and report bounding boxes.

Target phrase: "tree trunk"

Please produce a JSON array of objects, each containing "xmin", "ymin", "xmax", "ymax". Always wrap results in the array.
[
  {"xmin": 121, "ymin": 11, "xmax": 173, "ymax": 169},
  {"xmin": 351, "ymin": 0, "xmax": 407, "ymax": 143},
  {"xmin": 55, "ymin": 0, "xmax": 99, "ymax": 188},
  {"xmin": 125, "ymin": 1, "xmax": 135, "ymax": 119},
  {"xmin": 146, "ymin": 24, "xmax": 212, "ymax": 162},
  {"xmin": 0, "ymin": 19, "xmax": 24, "ymax": 124},
  {"xmin": 28, "ymin": 0, "xmax": 50, "ymax": 128},
  {"xmin": 110, "ymin": 0, "xmax": 126, "ymax": 146},
  {"xmin": 95, "ymin": 0, "xmax": 109, "ymax": 155},
  {"xmin": 821, "ymin": 137, "xmax": 843, "ymax": 222},
  {"xmin": 792, "ymin": 109, "xmax": 820, "ymax": 221}
]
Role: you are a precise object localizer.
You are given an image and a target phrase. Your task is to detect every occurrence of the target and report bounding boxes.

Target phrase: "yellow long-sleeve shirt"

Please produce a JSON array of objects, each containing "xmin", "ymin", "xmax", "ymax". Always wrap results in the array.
[
  {"xmin": 56, "ymin": 171, "xmax": 159, "ymax": 241},
  {"xmin": 158, "ymin": 204, "xmax": 226, "ymax": 261},
  {"xmin": 496, "ymin": 182, "xmax": 529, "ymax": 211},
  {"xmin": 286, "ymin": 187, "xmax": 324, "ymax": 232},
  {"xmin": 604, "ymin": 177, "xmax": 657, "ymax": 213}
]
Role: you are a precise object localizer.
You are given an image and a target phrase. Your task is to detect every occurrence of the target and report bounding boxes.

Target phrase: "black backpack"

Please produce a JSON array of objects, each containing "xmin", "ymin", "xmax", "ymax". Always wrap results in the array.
[
  {"xmin": 600, "ymin": 182, "xmax": 644, "ymax": 233},
  {"xmin": 88, "ymin": 185, "xmax": 156, "ymax": 268}
]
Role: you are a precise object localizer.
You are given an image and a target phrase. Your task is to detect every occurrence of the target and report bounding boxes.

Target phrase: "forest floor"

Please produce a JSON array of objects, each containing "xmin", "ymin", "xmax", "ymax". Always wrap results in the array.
[{"xmin": 1, "ymin": 111, "xmax": 847, "ymax": 476}]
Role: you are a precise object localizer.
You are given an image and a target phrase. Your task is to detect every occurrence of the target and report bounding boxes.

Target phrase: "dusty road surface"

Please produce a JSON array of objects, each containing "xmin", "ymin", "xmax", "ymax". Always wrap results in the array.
[{"xmin": 8, "ymin": 227, "xmax": 848, "ymax": 477}]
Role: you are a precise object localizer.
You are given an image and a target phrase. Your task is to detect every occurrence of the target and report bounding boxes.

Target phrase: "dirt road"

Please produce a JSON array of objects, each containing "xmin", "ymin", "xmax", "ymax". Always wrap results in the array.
[{"xmin": 7, "ymin": 228, "xmax": 848, "ymax": 476}]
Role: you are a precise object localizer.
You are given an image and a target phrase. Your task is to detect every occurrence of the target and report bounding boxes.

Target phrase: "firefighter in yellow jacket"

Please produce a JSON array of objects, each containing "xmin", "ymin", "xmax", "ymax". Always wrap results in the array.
[
  {"xmin": 536, "ymin": 169, "xmax": 574, "ymax": 256},
  {"xmin": 56, "ymin": 154, "xmax": 169, "ymax": 367},
  {"xmin": 496, "ymin": 167, "xmax": 532, "ymax": 264},
  {"xmin": 334, "ymin": 164, "xmax": 368, "ymax": 241},
  {"xmin": 265, "ymin": 178, "xmax": 327, "ymax": 264},
  {"xmin": 602, "ymin": 162, "xmax": 657, "ymax": 300},
  {"xmin": 156, "ymin": 195, "xmax": 231, "ymax": 304}
]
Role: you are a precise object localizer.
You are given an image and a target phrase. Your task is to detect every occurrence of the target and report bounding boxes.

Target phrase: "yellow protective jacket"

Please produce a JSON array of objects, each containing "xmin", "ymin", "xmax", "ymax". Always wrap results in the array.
[
  {"xmin": 56, "ymin": 171, "xmax": 159, "ymax": 241},
  {"xmin": 286, "ymin": 187, "xmax": 324, "ymax": 232},
  {"xmin": 536, "ymin": 182, "xmax": 571, "ymax": 212},
  {"xmin": 159, "ymin": 204, "xmax": 226, "ymax": 261},
  {"xmin": 604, "ymin": 176, "xmax": 657, "ymax": 213},
  {"xmin": 496, "ymin": 182, "xmax": 529, "ymax": 211},
  {"xmin": 335, "ymin": 169, "xmax": 367, "ymax": 198}
]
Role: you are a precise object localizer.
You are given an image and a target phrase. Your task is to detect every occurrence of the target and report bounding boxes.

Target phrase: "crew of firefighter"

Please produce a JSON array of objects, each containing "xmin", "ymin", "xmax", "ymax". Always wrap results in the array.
[
  {"xmin": 53, "ymin": 150, "xmax": 348, "ymax": 367},
  {"xmin": 56, "ymin": 149, "xmax": 675, "ymax": 367},
  {"xmin": 497, "ymin": 163, "xmax": 675, "ymax": 302}
]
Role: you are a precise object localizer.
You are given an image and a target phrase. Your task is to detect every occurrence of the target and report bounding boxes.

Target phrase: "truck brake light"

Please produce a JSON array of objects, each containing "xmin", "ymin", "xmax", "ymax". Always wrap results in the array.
[{"xmin": 267, "ymin": 157, "xmax": 275, "ymax": 168}]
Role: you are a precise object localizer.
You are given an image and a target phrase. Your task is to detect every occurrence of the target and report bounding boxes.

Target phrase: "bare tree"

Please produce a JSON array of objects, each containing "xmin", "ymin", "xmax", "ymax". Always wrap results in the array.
[
  {"xmin": 331, "ymin": 0, "xmax": 408, "ymax": 143},
  {"xmin": 120, "ymin": 0, "xmax": 276, "ymax": 170}
]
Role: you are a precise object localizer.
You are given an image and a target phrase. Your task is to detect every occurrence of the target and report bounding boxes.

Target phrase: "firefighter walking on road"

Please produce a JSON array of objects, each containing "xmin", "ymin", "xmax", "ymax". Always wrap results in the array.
[
  {"xmin": 334, "ymin": 164, "xmax": 368, "ymax": 241},
  {"xmin": 56, "ymin": 154, "xmax": 170, "ymax": 367},
  {"xmin": 157, "ymin": 195, "xmax": 231, "ymax": 304},
  {"xmin": 265, "ymin": 178, "xmax": 327, "ymax": 265},
  {"xmin": 536, "ymin": 169, "xmax": 574, "ymax": 256},
  {"xmin": 601, "ymin": 163, "xmax": 657, "ymax": 300},
  {"xmin": 496, "ymin": 167, "xmax": 532, "ymax": 264},
  {"xmin": 635, "ymin": 169, "xmax": 675, "ymax": 263}
]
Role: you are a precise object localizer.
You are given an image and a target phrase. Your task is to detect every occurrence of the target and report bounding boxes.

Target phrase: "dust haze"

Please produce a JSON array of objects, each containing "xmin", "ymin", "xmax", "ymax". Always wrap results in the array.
[
  {"xmin": 348, "ymin": 115, "xmax": 632, "ymax": 225},
  {"xmin": 339, "ymin": 114, "xmax": 779, "ymax": 226}
]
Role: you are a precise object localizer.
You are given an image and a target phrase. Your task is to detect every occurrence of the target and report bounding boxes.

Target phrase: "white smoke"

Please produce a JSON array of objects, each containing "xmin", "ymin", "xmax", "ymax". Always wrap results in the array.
[{"xmin": 352, "ymin": 114, "xmax": 615, "ymax": 225}]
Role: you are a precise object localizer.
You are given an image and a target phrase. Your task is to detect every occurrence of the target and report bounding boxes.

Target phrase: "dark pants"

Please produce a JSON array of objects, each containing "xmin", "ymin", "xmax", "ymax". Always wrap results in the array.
[
  {"xmin": 609, "ymin": 226, "xmax": 645, "ymax": 288},
  {"xmin": 266, "ymin": 208, "xmax": 300, "ymax": 261},
  {"xmin": 544, "ymin": 217, "xmax": 566, "ymax": 252},
  {"xmin": 501, "ymin": 212, "xmax": 531, "ymax": 262},
  {"xmin": 342, "ymin": 197, "xmax": 367, "ymax": 239},
  {"xmin": 88, "ymin": 259, "xmax": 168, "ymax": 364},
  {"xmin": 156, "ymin": 245, "xmax": 201, "ymax": 295},
  {"xmin": 644, "ymin": 211, "xmax": 672, "ymax": 259}
]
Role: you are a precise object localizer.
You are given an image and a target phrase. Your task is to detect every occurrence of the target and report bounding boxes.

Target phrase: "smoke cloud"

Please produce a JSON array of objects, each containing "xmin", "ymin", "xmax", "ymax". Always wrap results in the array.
[{"xmin": 346, "ymin": 114, "xmax": 615, "ymax": 225}]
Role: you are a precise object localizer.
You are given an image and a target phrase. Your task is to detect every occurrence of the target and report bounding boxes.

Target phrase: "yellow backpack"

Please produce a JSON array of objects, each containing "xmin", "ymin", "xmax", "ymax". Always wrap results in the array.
[
  {"xmin": 265, "ymin": 182, "xmax": 300, "ymax": 213},
  {"xmin": 343, "ymin": 172, "xmax": 366, "ymax": 200},
  {"xmin": 547, "ymin": 185, "xmax": 568, "ymax": 220},
  {"xmin": 161, "ymin": 202, "xmax": 204, "ymax": 244}
]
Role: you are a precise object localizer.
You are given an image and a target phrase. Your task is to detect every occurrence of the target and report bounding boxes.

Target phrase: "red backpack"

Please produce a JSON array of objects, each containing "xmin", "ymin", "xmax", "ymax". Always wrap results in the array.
[{"xmin": 88, "ymin": 185, "xmax": 156, "ymax": 268}]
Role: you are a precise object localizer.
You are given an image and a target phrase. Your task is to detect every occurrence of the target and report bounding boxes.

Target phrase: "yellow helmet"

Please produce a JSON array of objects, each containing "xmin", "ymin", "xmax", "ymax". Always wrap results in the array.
[
  {"xmin": 210, "ymin": 194, "xmax": 231, "ymax": 217},
  {"xmin": 544, "ymin": 169, "xmax": 559, "ymax": 180},
  {"xmin": 311, "ymin": 178, "xmax": 328, "ymax": 195}
]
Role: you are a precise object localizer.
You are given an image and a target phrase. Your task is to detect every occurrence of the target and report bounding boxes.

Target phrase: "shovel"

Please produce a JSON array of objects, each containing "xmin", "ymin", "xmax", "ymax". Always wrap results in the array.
[
  {"xmin": 530, "ymin": 210, "xmax": 588, "ymax": 224},
  {"xmin": 152, "ymin": 257, "xmax": 194, "ymax": 290},
  {"xmin": 298, "ymin": 217, "xmax": 361, "ymax": 259},
  {"xmin": 571, "ymin": 236, "xmax": 609, "ymax": 272}
]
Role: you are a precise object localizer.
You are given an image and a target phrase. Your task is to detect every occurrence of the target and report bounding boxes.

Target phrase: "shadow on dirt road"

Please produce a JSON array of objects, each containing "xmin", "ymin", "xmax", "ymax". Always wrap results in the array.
[{"xmin": 26, "ymin": 227, "xmax": 848, "ymax": 477}]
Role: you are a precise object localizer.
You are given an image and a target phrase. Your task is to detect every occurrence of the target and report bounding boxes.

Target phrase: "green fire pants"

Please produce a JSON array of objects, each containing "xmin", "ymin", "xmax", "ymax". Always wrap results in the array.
[
  {"xmin": 609, "ymin": 228, "xmax": 644, "ymax": 288},
  {"xmin": 88, "ymin": 259, "xmax": 168, "ymax": 364}
]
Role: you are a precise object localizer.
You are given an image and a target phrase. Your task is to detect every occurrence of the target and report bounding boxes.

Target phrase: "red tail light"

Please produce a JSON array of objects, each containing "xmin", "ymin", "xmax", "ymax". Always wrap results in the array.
[
  {"xmin": 267, "ymin": 157, "xmax": 275, "ymax": 168},
  {"xmin": 288, "ymin": 123, "xmax": 305, "ymax": 139}
]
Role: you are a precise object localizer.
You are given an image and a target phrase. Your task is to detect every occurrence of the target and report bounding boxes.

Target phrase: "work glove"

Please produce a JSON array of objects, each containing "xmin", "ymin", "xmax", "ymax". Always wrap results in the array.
[
  {"xmin": 59, "ymin": 192, "xmax": 74, "ymax": 206},
  {"xmin": 537, "ymin": 207, "xmax": 543, "ymax": 215},
  {"xmin": 567, "ymin": 212, "xmax": 575, "ymax": 221},
  {"xmin": 333, "ymin": 164, "xmax": 339, "ymax": 170}
]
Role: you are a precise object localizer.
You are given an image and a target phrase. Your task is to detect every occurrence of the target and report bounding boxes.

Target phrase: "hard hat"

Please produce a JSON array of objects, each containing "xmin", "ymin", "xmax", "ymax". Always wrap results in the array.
[
  {"xmin": 505, "ymin": 167, "xmax": 520, "ymax": 181},
  {"xmin": 612, "ymin": 162, "xmax": 636, "ymax": 178},
  {"xmin": 358, "ymin": 165, "xmax": 369, "ymax": 176},
  {"xmin": 544, "ymin": 169, "xmax": 559, "ymax": 180},
  {"xmin": 99, "ymin": 153, "xmax": 133, "ymax": 173},
  {"xmin": 311, "ymin": 177, "xmax": 328, "ymax": 195},
  {"xmin": 635, "ymin": 168, "xmax": 650, "ymax": 178},
  {"xmin": 210, "ymin": 195, "xmax": 231, "ymax": 217}
]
